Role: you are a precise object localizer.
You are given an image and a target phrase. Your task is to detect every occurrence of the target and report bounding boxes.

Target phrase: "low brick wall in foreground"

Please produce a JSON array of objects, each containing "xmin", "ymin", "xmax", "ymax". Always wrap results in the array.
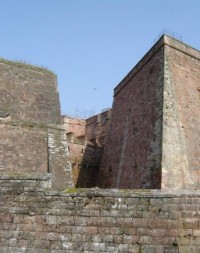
[{"xmin": 0, "ymin": 175, "xmax": 199, "ymax": 252}]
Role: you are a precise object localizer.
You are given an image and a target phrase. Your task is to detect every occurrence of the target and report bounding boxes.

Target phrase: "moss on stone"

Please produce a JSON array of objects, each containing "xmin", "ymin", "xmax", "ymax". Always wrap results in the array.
[
  {"xmin": 0, "ymin": 57, "xmax": 54, "ymax": 75},
  {"xmin": 63, "ymin": 188, "xmax": 86, "ymax": 194}
]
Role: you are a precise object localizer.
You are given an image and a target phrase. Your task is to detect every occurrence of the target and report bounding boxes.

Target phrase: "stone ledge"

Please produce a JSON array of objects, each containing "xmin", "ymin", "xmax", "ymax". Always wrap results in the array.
[
  {"xmin": 45, "ymin": 188, "xmax": 200, "ymax": 198},
  {"xmin": 0, "ymin": 57, "xmax": 55, "ymax": 75},
  {"xmin": 0, "ymin": 119, "xmax": 66, "ymax": 131},
  {"xmin": 0, "ymin": 172, "xmax": 52, "ymax": 181},
  {"xmin": 114, "ymin": 34, "xmax": 200, "ymax": 97}
]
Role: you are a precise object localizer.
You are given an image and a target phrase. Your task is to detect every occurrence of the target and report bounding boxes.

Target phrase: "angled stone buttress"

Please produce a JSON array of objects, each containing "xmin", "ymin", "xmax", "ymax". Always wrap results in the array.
[
  {"xmin": 98, "ymin": 35, "xmax": 200, "ymax": 189},
  {"xmin": 0, "ymin": 59, "xmax": 74, "ymax": 190}
]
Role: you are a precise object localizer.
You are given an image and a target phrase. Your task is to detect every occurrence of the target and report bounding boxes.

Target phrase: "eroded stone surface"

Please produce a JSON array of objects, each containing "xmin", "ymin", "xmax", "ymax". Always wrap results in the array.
[
  {"xmin": 0, "ymin": 110, "xmax": 10, "ymax": 118},
  {"xmin": 0, "ymin": 60, "xmax": 74, "ymax": 189},
  {"xmin": 0, "ymin": 178, "xmax": 200, "ymax": 252},
  {"xmin": 98, "ymin": 35, "xmax": 200, "ymax": 189}
]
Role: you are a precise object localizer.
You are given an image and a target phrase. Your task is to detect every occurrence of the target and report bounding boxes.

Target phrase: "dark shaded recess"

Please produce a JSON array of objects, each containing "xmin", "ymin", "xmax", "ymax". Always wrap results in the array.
[
  {"xmin": 0, "ymin": 110, "xmax": 10, "ymax": 118},
  {"xmin": 75, "ymin": 144, "xmax": 103, "ymax": 188}
]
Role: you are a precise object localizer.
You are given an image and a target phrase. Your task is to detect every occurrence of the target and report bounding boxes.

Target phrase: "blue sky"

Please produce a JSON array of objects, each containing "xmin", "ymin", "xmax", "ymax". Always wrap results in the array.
[{"xmin": 0, "ymin": 0, "xmax": 200, "ymax": 118}]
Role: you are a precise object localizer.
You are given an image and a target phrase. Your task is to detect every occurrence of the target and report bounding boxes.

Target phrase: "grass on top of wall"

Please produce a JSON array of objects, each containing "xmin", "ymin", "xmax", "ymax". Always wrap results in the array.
[{"xmin": 0, "ymin": 57, "xmax": 54, "ymax": 75}]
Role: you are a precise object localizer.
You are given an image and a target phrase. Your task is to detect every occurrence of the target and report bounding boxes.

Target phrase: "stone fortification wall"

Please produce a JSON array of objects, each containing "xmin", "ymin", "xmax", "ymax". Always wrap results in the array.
[
  {"xmin": 0, "ymin": 177, "xmax": 200, "ymax": 253},
  {"xmin": 0, "ymin": 59, "xmax": 74, "ymax": 190},
  {"xmin": 98, "ymin": 35, "xmax": 200, "ymax": 190},
  {"xmin": 86, "ymin": 109, "xmax": 111, "ymax": 147},
  {"xmin": 0, "ymin": 122, "xmax": 47, "ymax": 173},
  {"xmin": 0, "ymin": 59, "xmax": 61, "ymax": 124},
  {"xmin": 162, "ymin": 36, "xmax": 200, "ymax": 189},
  {"xmin": 47, "ymin": 125, "xmax": 74, "ymax": 190},
  {"xmin": 63, "ymin": 110, "xmax": 111, "ymax": 187},
  {"xmin": 98, "ymin": 37, "xmax": 164, "ymax": 189}
]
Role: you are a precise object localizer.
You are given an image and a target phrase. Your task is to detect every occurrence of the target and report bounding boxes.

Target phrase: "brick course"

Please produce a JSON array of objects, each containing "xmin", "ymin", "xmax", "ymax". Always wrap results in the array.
[
  {"xmin": 162, "ymin": 36, "xmax": 200, "ymax": 189},
  {"xmin": 98, "ymin": 35, "xmax": 200, "ymax": 189},
  {"xmin": 0, "ymin": 59, "xmax": 61, "ymax": 124},
  {"xmin": 0, "ymin": 60, "xmax": 74, "ymax": 189},
  {"xmin": 98, "ymin": 37, "xmax": 164, "ymax": 189},
  {"xmin": 62, "ymin": 110, "xmax": 111, "ymax": 187},
  {"xmin": 0, "ymin": 177, "xmax": 200, "ymax": 252},
  {"xmin": 0, "ymin": 35, "xmax": 200, "ymax": 253}
]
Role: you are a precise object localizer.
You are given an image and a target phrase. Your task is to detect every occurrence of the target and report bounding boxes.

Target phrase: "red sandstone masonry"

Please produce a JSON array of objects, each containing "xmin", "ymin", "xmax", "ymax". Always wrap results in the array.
[
  {"xmin": 0, "ymin": 177, "xmax": 200, "ymax": 252},
  {"xmin": 98, "ymin": 35, "xmax": 200, "ymax": 189},
  {"xmin": 0, "ymin": 36, "xmax": 200, "ymax": 253},
  {"xmin": 0, "ymin": 60, "xmax": 61, "ymax": 124},
  {"xmin": 0, "ymin": 60, "xmax": 74, "ymax": 189},
  {"xmin": 98, "ymin": 37, "xmax": 164, "ymax": 189},
  {"xmin": 162, "ymin": 36, "xmax": 200, "ymax": 189},
  {"xmin": 62, "ymin": 110, "xmax": 111, "ymax": 187}
]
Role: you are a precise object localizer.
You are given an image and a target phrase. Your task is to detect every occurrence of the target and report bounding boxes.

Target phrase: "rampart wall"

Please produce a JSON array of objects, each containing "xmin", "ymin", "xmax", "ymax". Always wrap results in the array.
[
  {"xmin": 63, "ymin": 110, "xmax": 111, "ymax": 188},
  {"xmin": 162, "ymin": 36, "xmax": 200, "ymax": 189},
  {"xmin": 0, "ymin": 36, "xmax": 200, "ymax": 252},
  {"xmin": 0, "ymin": 59, "xmax": 61, "ymax": 124},
  {"xmin": 98, "ymin": 37, "xmax": 164, "ymax": 189},
  {"xmin": 0, "ymin": 177, "xmax": 200, "ymax": 253},
  {"xmin": 98, "ymin": 35, "xmax": 200, "ymax": 190},
  {"xmin": 0, "ymin": 59, "xmax": 74, "ymax": 190},
  {"xmin": 0, "ymin": 122, "xmax": 47, "ymax": 173},
  {"xmin": 86, "ymin": 109, "xmax": 111, "ymax": 147}
]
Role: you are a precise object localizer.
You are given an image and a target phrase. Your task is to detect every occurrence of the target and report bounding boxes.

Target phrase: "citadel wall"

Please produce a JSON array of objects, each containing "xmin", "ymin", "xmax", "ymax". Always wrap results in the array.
[
  {"xmin": 0, "ymin": 35, "xmax": 200, "ymax": 252},
  {"xmin": 62, "ymin": 116, "xmax": 87, "ymax": 185},
  {"xmin": 162, "ymin": 36, "xmax": 200, "ymax": 189},
  {"xmin": 62, "ymin": 109, "xmax": 111, "ymax": 187},
  {"xmin": 0, "ymin": 177, "xmax": 200, "ymax": 253},
  {"xmin": 0, "ymin": 59, "xmax": 73, "ymax": 190},
  {"xmin": 0, "ymin": 60, "xmax": 61, "ymax": 124},
  {"xmin": 98, "ymin": 35, "xmax": 200, "ymax": 190},
  {"xmin": 98, "ymin": 37, "xmax": 164, "ymax": 189},
  {"xmin": 85, "ymin": 109, "xmax": 111, "ymax": 147}
]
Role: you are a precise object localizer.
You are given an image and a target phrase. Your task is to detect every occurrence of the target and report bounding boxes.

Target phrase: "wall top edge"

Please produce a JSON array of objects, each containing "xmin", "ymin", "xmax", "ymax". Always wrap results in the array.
[
  {"xmin": 164, "ymin": 35, "xmax": 200, "ymax": 63},
  {"xmin": 45, "ymin": 188, "xmax": 200, "ymax": 198},
  {"xmin": 114, "ymin": 35, "xmax": 200, "ymax": 96},
  {"xmin": 0, "ymin": 120, "xmax": 66, "ymax": 131},
  {"xmin": 0, "ymin": 57, "xmax": 55, "ymax": 75},
  {"xmin": 0, "ymin": 173, "xmax": 52, "ymax": 181}
]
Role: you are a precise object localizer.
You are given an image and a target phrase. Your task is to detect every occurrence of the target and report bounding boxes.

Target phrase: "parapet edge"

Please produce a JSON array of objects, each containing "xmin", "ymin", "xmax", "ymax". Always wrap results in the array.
[
  {"xmin": 114, "ymin": 35, "xmax": 165, "ymax": 96},
  {"xmin": 114, "ymin": 35, "xmax": 200, "ymax": 97},
  {"xmin": 0, "ymin": 57, "xmax": 55, "ymax": 75},
  {"xmin": 46, "ymin": 187, "xmax": 200, "ymax": 198}
]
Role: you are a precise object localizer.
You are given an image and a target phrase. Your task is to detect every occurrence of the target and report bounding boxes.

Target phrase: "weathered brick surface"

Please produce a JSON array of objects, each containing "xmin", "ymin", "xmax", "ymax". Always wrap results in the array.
[
  {"xmin": 0, "ymin": 60, "xmax": 74, "ymax": 189},
  {"xmin": 0, "ymin": 180, "xmax": 200, "ymax": 252},
  {"xmin": 86, "ymin": 109, "xmax": 111, "ymax": 147},
  {"xmin": 48, "ymin": 125, "xmax": 74, "ymax": 190},
  {"xmin": 98, "ymin": 37, "xmax": 164, "ymax": 189},
  {"xmin": 0, "ymin": 59, "xmax": 61, "ymax": 124},
  {"xmin": 62, "ymin": 116, "xmax": 87, "ymax": 185},
  {"xmin": 63, "ymin": 111, "xmax": 111, "ymax": 187},
  {"xmin": 162, "ymin": 36, "xmax": 200, "ymax": 189},
  {"xmin": 0, "ymin": 122, "xmax": 47, "ymax": 173},
  {"xmin": 98, "ymin": 35, "xmax": 200, "ymax": 189}
]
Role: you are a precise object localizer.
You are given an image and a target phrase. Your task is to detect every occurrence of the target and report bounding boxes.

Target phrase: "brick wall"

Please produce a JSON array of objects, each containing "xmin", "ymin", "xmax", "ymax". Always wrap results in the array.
[
  {"xmin": 98, "ymin": 35, "xmax": 200, "ymax": 190},
  {"xmin": 47, "ymin": 125, "xmax": 74, "ymax": 190},
  {"xmin": 98, "ymin": 38, "xmax": 164, "ymax": 189},
  {"xmin": 62, "ymin": 111, "xmax": 111, "ymax": 187},
  {"xmin": 0, "ymin": 59, "xmax": 74, "ymax": 189},
  {"xmin": 0, "ymin": 122, "xmax": 47, "ymax": 173},
  {"xmin": 0, "ymin": 177, "xmax": 200, "ymax": 253},
  {"xmin": 86, "ymin": 109, "xmax": 111, "ymax": 147},
  {"xmin": 162, "ymin": 36, "xmax": 200, "ymax": 189},
  {"xmin": 0, "ymin": 59, "xmax": 61, "ymax": 124}
]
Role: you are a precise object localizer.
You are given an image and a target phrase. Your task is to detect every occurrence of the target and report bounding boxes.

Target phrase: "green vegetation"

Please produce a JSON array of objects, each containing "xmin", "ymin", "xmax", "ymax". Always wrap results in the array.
[
  {"xmin": 63, "ymin": 188, "xmax": 86, "ymax": 194},
  {"xmin": 0, "ymin": 57, "xmax": 54, "ymax": 75}
]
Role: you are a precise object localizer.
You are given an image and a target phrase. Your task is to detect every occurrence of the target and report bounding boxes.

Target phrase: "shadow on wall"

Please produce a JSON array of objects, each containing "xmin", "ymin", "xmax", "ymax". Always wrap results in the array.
[
  {"xmin": 63, "ymin": 110, "xmax": 111, "ymax": 188},
  {"xmin": 75, "ymin": 144, "xmax": 103, "ymax": 188}
]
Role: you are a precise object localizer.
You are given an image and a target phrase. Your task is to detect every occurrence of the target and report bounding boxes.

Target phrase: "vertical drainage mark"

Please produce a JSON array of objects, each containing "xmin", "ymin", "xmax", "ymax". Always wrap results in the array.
[{"xmin": 116, "ymin": 111, "xmax": 130, "ymax": 188}]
